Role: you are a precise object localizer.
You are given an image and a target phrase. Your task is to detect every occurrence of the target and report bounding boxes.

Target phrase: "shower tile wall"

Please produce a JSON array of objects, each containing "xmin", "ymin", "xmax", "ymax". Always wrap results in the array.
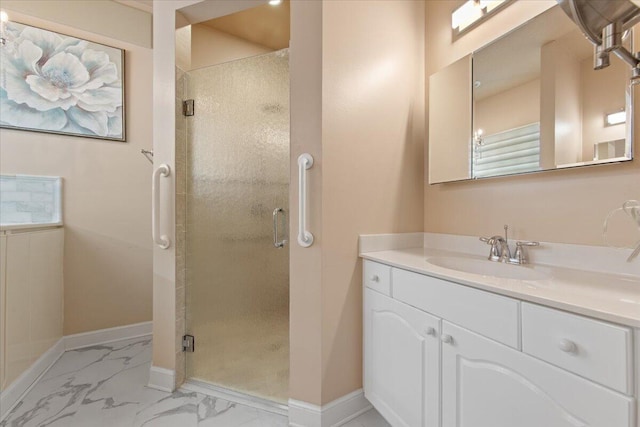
[
  {"xmin": 175, "ymin": 67, "xmax": 188, "ymax": 388},
  {"xmin": 0, "ymin": 176, "xmax": 61, "ymax": 225}
]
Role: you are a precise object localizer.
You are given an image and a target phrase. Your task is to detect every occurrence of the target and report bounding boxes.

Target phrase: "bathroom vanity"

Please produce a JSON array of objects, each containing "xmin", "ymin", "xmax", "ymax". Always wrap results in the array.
[{"xmin": 361, "ymin": 234, "xmax": 639, "ymax": 427}]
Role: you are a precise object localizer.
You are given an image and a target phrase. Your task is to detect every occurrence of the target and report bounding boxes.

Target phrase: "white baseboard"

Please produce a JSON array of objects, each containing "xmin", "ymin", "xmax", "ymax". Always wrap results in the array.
[
  {"xmin": 289, "ymin": 389, "xmax": 371, "ymax": 427},
  {"xmin": 0, "ymin": 338, "xmax": 65, "ymax": 421},
  {"xmin": 148, "ymin": 366, "xmax": 175, "ymax": 393},
  {"xmin": 64, "ymin": 321, "xmax": 152, "ymax": 350},
  {"xmin": 1, "ymin": 321, "xmax": 153, "ymax": 422},
  {"xmin": 182, "ymin": 379, "xmax": 288, "ymax": 416}
]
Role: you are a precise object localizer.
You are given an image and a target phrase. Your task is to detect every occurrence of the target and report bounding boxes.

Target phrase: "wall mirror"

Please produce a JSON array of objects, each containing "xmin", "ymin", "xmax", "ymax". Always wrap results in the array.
[{"xmin": 428, "ymin": 5, "xmax": 634, "ymax": 184}]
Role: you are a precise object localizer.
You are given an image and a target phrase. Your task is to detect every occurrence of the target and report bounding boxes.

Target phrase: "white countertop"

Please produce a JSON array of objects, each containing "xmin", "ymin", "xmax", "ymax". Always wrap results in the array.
[{"xmin": 361, "ymin": 247, "xmax": 640, "ymax": 328}]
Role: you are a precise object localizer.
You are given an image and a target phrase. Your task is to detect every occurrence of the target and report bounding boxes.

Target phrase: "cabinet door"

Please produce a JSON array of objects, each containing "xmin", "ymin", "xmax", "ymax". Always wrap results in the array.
[
  {"xmin": 441, "ymin": 321, "xmax": 634, "ymax": 427},
  {"xmin": 364, "ymin": 289, "xmax": 440, "ymax": 427}
]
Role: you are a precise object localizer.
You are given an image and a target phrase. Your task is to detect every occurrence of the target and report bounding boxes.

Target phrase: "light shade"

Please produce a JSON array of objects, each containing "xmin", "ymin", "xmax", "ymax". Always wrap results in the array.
[
  {"xmin": 452, "ymin": 0, "xmax": 512, "ymax": 38},
  {"xmin": 606, "ymin": 111, "xmax": 626, "ymax": 126},
  {"xmin": 452, "ymin": 1, "xmax": 483, "ymax": 32}
]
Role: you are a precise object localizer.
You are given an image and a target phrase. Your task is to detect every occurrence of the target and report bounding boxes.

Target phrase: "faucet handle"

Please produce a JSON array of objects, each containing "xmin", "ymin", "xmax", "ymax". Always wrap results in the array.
[
  {"xmin": 516, "ymin": 241, "xmax": 540, "ymax": 247},
  {"xmin": 514, "ymin": 241, "xmax": 540, "ymax": 264},
  {"xmin": 480, "ymin": 235, "xmax": 504, "ymax": 244},
  {"xmin": 480, "ymin": 236, "xmax": 504, "ymax": 261}
]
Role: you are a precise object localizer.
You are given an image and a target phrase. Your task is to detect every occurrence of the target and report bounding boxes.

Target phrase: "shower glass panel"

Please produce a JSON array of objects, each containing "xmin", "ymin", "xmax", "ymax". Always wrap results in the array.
[{"xmin": 184, "ymin": 50, "xmax": 289, "ymax": 403}]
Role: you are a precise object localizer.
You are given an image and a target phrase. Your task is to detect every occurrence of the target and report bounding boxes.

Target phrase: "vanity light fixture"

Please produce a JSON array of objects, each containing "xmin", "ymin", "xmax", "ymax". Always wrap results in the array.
[
  {"xmin": 268, "ymin": 0, "xmax": 282, "ymax": 5},
  {"xmin": 452, "ymin": 0, "xmax": 514, "ymax": 39},
  {"xmin": 558, "ymin": 0, "xmax": 640, "ymax": 82},
  {"xmin": 605, "ymin": 111, "xmax": 626, "ymax": 126}
]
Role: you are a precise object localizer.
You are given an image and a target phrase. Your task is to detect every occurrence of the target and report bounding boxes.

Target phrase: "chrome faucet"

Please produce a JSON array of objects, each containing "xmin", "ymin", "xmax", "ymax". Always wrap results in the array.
[{"xmin": 480, "ymin": 225, "xmax": 539, "ymax": 265}]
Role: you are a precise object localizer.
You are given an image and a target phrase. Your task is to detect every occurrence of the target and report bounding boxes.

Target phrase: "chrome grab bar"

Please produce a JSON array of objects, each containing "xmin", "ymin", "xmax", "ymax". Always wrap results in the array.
[
  {"xmin": 297, "ymin": 153, "xmax": 314, "ymax": 247},
  {"xmin": 152, "ymin": 164, "xmax": 171, "ymax": 249},
  {"xmin": 273, "ymin": 208, "xmax": 287, "ymax": 248}
]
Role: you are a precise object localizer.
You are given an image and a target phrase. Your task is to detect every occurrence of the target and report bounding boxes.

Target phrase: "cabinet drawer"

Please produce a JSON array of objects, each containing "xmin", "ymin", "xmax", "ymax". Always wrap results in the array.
[
  {"xmin": 393, "ymin": 268, "xmax": 520, "ymax": 349},
  {"xmin": 363, "ymin": 260, "xmax": 392, "ymax": 296},
  {"xmin": 522, "ymin": 303, "xmax": 633, "ymax": 394}
]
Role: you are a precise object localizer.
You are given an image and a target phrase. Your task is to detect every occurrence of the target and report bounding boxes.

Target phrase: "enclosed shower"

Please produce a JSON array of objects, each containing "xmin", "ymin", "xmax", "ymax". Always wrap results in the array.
[{"xmin": 178, "ymin": 50, "xmax": 290, "ymax": 404}]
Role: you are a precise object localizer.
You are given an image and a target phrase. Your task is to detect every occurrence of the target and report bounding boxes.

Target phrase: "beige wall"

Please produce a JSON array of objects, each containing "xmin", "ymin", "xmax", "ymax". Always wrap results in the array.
[
  {"xmin": 190, "ymin": 24, "xmax": 272, "ymax": 70},
  {"xmin": 0, "ymin": 0, "xmax": 151, "ymax": 48},
  {"xmin": 581, "ymin": 55, "xmax": 627, "ymax": 161},
  {"xmin": 475, "ymin": 78, "xmax": 540, "ymax": 137},
  {"xmin": 176, "ymin": 26, "xmax": 192, "ymax": 72},
  {"xmin": 424, "ymin": 0, "xmax": 640, "ymax": 246},
  {"xmin": 289, "ymin": 0, "xmax": 324, "ymax": 405},
  {"xmin": 540, "ymin": 40, "xmax": 583, "ymax": 166},
  {"xmin": 176, "ymin": 23, "xmax": 272, "ymax": 73},
  {"xmin": 429, "ymin": 56, "xmax": 472, "ymax": 183},
  {"xmin": 0, "ymin": 6, "xmax": 154, "ymax": 334},
  {"xmin": 320, "ymin": 0, "xmax": 425, "ymax": 403}
]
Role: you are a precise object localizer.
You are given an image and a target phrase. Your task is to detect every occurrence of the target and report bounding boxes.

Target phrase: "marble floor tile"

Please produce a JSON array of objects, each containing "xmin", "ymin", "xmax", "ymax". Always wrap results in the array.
[
  {"xmin": 1, "ymin": 337, "xmax": 386, "ymax": 427},
  {"xmin": 342, "ymin": 410, "xmax": 391, "ymax": 427}
]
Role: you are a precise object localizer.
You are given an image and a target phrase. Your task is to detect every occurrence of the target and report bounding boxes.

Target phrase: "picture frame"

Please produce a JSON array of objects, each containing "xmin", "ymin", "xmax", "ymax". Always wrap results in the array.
[{"xmin": 0, "ymin": 20, "xmax": 126, "ymax": 141}]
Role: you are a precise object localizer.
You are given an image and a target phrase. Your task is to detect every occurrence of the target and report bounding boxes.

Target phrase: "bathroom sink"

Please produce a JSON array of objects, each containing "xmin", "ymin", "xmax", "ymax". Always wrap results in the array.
[{"xmin": 426, "ymin": 256, "xmax": 549, "ymax": 281}]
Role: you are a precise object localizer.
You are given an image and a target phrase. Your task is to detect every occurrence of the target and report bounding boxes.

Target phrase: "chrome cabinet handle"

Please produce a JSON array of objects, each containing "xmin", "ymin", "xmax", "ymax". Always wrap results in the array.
[
  {"xmin": 370, "ymin": 275, "xmax": 380, "ymax": 282},
  {"xmin": 152, "ymin": 164, "xmax": 171, "ymax": 249},
  {"xmin": 297, "ymin": 153, "xmax": 314, "ymax": 247},
  {"xmin": 425, "ymin": 327, "xmax": 436, "ymax": 336},
  {"xmin": 273, "ymin": 208, "xmax": 287, "ymax": 248}
]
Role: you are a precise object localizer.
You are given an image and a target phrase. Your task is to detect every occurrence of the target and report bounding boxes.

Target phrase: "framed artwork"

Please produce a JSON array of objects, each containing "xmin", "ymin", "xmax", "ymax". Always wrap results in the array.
[{"xmin": 0, "ymin": 21, "xmax": 125, "ymax": 141}]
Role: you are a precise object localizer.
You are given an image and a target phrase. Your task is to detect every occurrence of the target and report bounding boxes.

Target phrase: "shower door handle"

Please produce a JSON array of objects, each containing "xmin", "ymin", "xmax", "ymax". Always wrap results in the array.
[
  {"xmin": 152, "ymin": 163, "xmax": 171, "ymax": 249},
  {"xmin": 273, "ymin": 208, "xmax": 287, "ymax": 248}
]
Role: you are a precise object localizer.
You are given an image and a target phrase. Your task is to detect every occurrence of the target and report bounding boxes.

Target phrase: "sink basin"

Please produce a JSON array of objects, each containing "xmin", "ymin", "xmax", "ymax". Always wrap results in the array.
[{"xmin": 426, "ymin": 256, "xmax": 549, "ymax": 281}]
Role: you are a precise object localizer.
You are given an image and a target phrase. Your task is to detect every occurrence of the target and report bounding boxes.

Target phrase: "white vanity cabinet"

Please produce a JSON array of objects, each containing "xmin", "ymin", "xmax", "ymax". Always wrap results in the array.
[
  {"xmin": 441, "ymin": 321, "xmax": 633, "ymax": 427},
  {"xmin": 362, "ymin": 260, "xmax": 637, "ymax": 427},
  {"xmin": 364, "ymin": 288, "xmax": 440, "ymax": 427}
]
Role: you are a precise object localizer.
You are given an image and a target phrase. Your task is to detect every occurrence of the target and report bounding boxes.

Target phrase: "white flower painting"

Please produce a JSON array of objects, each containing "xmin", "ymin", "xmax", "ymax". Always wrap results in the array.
[{"xmin": 0, "ymin": 21, "xmax": 125, "ymax": 141}]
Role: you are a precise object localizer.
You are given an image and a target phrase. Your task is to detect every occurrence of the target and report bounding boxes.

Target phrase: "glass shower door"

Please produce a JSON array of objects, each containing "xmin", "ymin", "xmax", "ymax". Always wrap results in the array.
[{"xmin": 184, "ymin": 50, "xmax": 289, "ymax": 403}]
